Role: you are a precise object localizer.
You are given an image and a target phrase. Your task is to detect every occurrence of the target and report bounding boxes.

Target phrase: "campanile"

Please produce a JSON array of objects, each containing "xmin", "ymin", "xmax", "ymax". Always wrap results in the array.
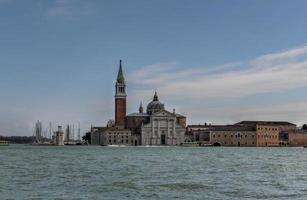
[{"xmin": 115, "ymin": 60, "xmax": 127, "ymax": 127}]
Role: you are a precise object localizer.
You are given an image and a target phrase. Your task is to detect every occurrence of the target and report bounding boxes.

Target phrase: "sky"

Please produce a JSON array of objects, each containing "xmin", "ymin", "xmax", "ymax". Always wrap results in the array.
[{"xmin": 1, "ymin": 0, "xmax": 307, "ymax": 136}]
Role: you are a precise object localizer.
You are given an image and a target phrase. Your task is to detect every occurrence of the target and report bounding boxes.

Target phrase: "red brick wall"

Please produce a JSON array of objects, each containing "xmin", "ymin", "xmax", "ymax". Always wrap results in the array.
[
  {"xmin": 126, "ymin": 116, "xmax": 148, "ymax": 129},
  {"xmin": 115, "ymin": 98, "xmax": 126, "ymax": 126},
  {"xmin": 288, "ymin": 133, "xmax": 307, "ymax": 146}
]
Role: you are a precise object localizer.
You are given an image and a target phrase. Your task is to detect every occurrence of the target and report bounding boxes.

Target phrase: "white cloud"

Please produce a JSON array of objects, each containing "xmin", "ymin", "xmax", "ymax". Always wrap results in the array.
[
  {"xmin": 251, "ymin": 46, "xmax": 307, "ymax": 67},
  {"xmin": 128, "ymin": 46, "xmax": 307, "ymax": 99},
  {"xmin": 125, "ymin": 46, "xmax": 307, "ymax": 125}
]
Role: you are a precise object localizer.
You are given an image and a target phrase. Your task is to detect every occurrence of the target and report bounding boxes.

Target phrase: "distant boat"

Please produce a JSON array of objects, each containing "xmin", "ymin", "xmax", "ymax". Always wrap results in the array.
[
  {"xmin": 31, "ymin": 142, "xmax": 54, "ymax": 146},
  {"xmin": 107, "ymin": 144, "xmax": 127, "ymax": 147},
  {"xmin": 181, "ymin": 142, "xmax": 200, "ymax": 147},
  {"xmin": 0, "ymin": 141, "xmax": 9, "ymax": 146}
]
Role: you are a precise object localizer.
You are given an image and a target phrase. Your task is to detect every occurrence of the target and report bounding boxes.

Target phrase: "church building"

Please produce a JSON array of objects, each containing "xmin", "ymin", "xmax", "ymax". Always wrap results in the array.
[
  {"xmin": 91, "ymin": 60, "xmax": 187, "ymax": 146},
  {"xmin": 126, "ymin": 91, "xmax": 186, "ymax": 145}
]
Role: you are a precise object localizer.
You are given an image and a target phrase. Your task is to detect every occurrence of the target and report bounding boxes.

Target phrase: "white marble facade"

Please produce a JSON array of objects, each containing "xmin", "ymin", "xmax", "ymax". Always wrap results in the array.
[{"xmin": 141, "ymin": 110, "xmax": 185, "ymax": 145}]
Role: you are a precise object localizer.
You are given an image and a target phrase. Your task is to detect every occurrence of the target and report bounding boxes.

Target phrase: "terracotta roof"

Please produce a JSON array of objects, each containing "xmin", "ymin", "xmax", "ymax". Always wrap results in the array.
[
  {"xmin": 235, "ymin": 121, "xmax": 296, "ymax": 126},
  {"xmin": 187, "ymin": 125, "xmax": 255, "ymax": 131},
  {"xmin": 175, "ymin": 113, "xmax": 185, "ymax": 118}
]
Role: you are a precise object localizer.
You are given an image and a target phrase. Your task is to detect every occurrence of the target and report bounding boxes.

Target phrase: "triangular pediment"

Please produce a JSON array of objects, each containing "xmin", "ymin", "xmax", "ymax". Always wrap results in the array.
[{"xmin": 151, "ymin": 109, "xmax": 175, "ymax": 117}]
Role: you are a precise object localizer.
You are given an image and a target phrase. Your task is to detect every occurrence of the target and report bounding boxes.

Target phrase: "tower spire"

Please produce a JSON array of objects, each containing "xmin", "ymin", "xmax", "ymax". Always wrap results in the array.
[{"xmin": 117, "ymin": 60, "xmax": 125, "ymax": 83}]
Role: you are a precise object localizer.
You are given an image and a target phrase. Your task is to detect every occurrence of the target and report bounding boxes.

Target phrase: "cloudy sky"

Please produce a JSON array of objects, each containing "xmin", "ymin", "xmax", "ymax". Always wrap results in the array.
[{"xmin": 1, "ymin": 0, "xmax": 307, "ymax": 136}]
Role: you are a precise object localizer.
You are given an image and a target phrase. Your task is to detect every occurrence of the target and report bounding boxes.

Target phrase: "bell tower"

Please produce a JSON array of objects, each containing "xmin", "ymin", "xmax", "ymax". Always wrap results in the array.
[{"xmin": 115, "ymin": 60, "xmax": 126, "ymax": 127}]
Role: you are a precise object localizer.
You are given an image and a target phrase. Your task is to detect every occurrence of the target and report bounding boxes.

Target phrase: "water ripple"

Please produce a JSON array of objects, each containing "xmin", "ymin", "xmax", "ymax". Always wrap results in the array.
[{"xmin": 1, "ymin": 145, "xmax": 307, "ymax": 199}]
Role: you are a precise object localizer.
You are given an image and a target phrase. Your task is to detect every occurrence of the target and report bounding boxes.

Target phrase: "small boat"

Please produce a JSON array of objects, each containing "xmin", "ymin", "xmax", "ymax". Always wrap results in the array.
[
  {"xmin": 0, "ymin": 141, "xmax": 9, "ymax": 146},
  {"xmin": 181, "ymin": 142, "xmax": 200, "ymax": 147},
  {"xmin": 107, "ymin": 144, "xmax": 127, "ymax": 147}
]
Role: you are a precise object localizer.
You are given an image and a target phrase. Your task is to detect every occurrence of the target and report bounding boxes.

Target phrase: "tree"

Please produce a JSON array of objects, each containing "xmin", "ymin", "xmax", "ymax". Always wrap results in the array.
[
  {"xmin": 82, "ymin": 132, "xmax": 91, "ymax": 144},
  {"xmin": 302, "ymin": 124, "xmax": 307, "ymax": 130}
]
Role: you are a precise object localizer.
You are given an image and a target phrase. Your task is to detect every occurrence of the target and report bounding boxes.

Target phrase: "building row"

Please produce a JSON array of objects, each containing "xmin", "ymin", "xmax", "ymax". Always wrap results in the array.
[
  {"xmin": 186, "ymin": 121, "xmax": 307, "ymax": 147},
  {"xmin": 90, "ymin": 61, "xmax": 307, "ymax": 147}
]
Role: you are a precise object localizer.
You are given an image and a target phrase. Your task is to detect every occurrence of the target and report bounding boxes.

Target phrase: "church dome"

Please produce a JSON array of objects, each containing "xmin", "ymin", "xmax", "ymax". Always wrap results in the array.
[{"xmin": 147, "ymin": 91, "xmax": 165, "ymax": 114}]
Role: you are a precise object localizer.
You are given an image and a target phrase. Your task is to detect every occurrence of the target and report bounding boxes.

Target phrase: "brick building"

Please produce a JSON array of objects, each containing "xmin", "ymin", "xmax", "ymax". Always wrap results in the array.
[
  {"xmin": 236, "ymin": 121, "xmax": 296, "ymax": 147},
  {"xmin": 187, "ymin": 124, "xmax": 256, "ymax": 146},
  {"xmin": 280, "ymin": 130, "xmax": 307, "ymax": 146},
  {"xmin": 187, "ymin": 121, "xmax": 297, "ymax": 147}
]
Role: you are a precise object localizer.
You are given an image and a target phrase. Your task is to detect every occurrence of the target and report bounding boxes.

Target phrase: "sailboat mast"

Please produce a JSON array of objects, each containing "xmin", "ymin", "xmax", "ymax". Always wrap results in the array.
[
  {"xmin": 72, "ymin": 124, "xmax": 75, "ymax": 141},
  {"xmin": 78, "ymin": 122, "xmax": 81, "ymax": 141}
]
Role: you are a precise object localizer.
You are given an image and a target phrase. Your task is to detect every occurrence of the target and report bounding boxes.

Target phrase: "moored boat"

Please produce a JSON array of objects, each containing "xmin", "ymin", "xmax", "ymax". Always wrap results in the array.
[
  {"xmin": 181, "ymin": 142, "xmax": 200, "ymax": 147},
  {"xmin": 0, "ymin": 141, "xmax": 9, "ymax": 146}
]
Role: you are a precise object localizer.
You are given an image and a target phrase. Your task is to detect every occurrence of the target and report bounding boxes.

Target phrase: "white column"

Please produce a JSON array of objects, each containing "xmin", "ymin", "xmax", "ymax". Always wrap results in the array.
[
  {"xmin": 151, "ymin": 119, "xmax": 154, "ymax": 145},
  {"xmin": 157, "ymin": 119, "xmax": 160, "ymax": 144},
  {"xmin": 167, "ymin": 119, "xmax": 170, "ymax": 138},
  {"xmin": 173, "ymin": 119, "xmax": 176, "ymax": 144}
]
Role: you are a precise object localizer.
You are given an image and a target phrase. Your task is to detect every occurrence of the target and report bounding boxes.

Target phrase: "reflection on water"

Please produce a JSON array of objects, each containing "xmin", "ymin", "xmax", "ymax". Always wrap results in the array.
[{"xmin": 0, "ymin": 145, "xmax": 307, "ymax": 199}]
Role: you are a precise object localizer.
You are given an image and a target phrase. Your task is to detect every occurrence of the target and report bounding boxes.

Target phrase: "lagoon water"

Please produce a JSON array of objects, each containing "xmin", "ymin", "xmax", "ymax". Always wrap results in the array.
[{"xmin": 1, "ymin": 145, "xmax": 307, "ymax": 200}]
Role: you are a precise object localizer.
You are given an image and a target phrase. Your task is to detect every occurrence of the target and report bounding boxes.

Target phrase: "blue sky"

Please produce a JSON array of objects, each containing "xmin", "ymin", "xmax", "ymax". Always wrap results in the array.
[{"xmin": 1, "ymin": 0, "xmax": 307, "ymax": 136}]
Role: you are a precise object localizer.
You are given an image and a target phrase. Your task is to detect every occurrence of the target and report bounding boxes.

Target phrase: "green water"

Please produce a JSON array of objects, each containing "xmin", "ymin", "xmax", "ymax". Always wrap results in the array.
[{"xmin": 1, "ymin": 145, "xmax": 307, "ymax": 199}]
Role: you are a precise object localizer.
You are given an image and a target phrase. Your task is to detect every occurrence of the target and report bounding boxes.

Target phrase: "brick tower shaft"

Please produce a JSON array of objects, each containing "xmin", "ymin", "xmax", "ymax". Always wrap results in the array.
[
  {"xmin": 115, "ymin": 98, "xmax": 126, "ymax": 126},
  {"xmin": 115, "ymin": 60, "xmax": 126, "ymax": 127}
]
